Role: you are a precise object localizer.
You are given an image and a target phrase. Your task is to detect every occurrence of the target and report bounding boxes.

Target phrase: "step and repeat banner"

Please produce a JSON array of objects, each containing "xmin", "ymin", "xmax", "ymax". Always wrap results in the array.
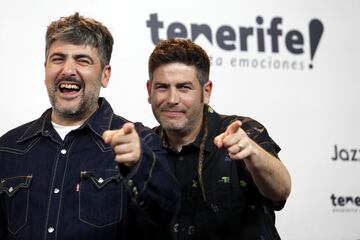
[{"xmin": 0, "ymin": 0, "xmax": 359, "ymax": 239}]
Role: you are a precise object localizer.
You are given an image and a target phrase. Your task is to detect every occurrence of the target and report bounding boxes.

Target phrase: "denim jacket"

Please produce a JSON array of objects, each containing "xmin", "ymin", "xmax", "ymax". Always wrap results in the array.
[{"xmin": 0, "ymin": 98, "xmax": 180, "ymax": 240}]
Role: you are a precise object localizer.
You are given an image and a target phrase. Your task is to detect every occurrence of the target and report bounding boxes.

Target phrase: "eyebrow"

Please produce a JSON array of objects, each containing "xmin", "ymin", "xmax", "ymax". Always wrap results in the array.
[
  {"xmin": 48, "ymin": 52, "xmax": 95, "ymax": 64},
  {"xmin": 176, "ymin": 81, "xmax": 193, "ymax": 86},
  {"xmin": 74, "ymin": 54, "xmax": 94, "ymax": 63},
  {"xmin": 48, "ymin": 52, "xmax": 66, "ymax": 59},
  {"xmin": 154, "ymin": 80, "xmax": 193, "ymax": 85}
]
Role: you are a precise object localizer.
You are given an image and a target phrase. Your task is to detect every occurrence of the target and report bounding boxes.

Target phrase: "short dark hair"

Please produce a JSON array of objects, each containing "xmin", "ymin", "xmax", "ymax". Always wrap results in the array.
[
  {"xmin": 148, "ymin": 38, "xmax": 210, "ymax": 86},
  {"xmin": 45, "ymin": 12, "xmax": 113, "ymax": 68}
]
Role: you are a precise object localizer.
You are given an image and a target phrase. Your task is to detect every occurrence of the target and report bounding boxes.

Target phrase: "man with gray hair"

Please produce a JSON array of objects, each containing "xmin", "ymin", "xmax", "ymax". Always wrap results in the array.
[{"xmin": 0, "ymin": 13, "xmax": 179, "ymax": 240}]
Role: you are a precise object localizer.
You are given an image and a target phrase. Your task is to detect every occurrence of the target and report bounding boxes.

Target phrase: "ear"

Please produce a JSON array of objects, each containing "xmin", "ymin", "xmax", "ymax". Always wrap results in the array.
[
  {"xmin": 44, "ymin": 62, "xmax": 47, "ymax": 85},
  {"xmin": 146, "ymin": 80, "xmax": 151, "ymax": 104},
  {"xmin": 203, "ymin": 80, "xmax": 213, "ymax": 104},
  {"xmin": 101, "ymin": 65, "xmax": 111, "ymax": 88}
]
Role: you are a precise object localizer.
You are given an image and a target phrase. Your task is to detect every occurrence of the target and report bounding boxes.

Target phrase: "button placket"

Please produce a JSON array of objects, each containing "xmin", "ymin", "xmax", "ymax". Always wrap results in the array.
[{"xmin": 46, "ymin": 145, "xmax": 69, "ymax": 237}]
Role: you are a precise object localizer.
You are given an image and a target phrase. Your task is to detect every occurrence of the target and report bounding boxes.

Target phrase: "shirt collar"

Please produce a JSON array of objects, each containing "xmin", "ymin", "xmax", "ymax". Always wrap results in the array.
[{"xmin": 156, "ymin": 105, "xmax": 223, "ymax": 153}]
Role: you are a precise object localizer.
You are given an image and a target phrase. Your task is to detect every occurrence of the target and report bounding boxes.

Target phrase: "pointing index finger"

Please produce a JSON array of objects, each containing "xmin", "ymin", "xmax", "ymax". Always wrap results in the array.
[
  {"xmin": 122, "ymin": 122, "xmax": 135, "ymax": 135},
  {"xmin": 226, "ymin": 120, "xmax": 242, "ymax": 134},
  {"xmin": 102, "ymin": 130, "xmax": 117, "ymax": 144}
]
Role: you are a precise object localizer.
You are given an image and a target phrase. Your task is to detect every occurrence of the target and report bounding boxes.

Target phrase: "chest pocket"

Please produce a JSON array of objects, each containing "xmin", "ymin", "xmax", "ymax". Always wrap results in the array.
[
  {"xmin": 79, "ymin": 169, "xmax": 123, "ymax": 228},
  {"xmin": 211, "ymin": 160, "xmax": 248, "ymax": 215},
  {"xmin": 0, "ymin": 175, "xmax": 32, "ymax": 234}
]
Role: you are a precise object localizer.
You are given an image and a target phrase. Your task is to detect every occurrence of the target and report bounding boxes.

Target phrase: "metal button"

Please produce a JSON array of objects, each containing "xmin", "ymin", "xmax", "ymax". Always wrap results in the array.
[
  {"xmin": 48, "ymin": 227, "xmax": 54, "ymax": 233},
  {"xmin": 179, "ymin": 156, "xmax": 184, "ymax": 161},
  {"xmin": 8, "ymin": 187, "xmax": 13, "ymax": 193},
  {"xmin": 54, "ymin": 188, "xmax": 60, "ymax": 194},
  {"xmin": 60, "ymin": 149, "xmax": 67, "ymax": 155},
  {"xmin": 98, "ymin": 178, "xmax": 104, "ymax": 184}
]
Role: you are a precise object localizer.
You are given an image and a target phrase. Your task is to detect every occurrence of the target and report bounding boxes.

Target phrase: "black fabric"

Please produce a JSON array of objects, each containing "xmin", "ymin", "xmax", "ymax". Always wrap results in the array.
[{"xmin": 154, "ymin": 106, "xmax": 284, "ymax": 240}]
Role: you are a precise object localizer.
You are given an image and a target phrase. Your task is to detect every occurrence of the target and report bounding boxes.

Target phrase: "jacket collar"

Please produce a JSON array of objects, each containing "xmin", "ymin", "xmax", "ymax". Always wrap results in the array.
[{"xmin": 17, "ymin": 98, "xmax": 113, "ymax": 143}]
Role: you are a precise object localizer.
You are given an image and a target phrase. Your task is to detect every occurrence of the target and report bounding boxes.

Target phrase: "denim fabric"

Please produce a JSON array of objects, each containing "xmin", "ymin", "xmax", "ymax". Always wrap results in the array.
[{"xmin": 0, "ymin": 98, "xmax": 180, "ymax": 240}]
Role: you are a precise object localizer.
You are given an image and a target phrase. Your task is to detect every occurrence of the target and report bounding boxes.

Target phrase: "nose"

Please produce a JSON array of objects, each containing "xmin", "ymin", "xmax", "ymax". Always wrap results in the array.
[
  {"xmin": 167, "ymin": 88, "xmax": 179, "ymax": 104},
  {"xmin": 61, "ymin": 59, "xmax": 76, "ymax": 76}
]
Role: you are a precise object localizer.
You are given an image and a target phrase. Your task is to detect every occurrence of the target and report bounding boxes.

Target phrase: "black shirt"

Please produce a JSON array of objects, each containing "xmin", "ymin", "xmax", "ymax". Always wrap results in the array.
[{"xmin": 155, "ymin": 106, "xmax": 284, "ymax": 240}]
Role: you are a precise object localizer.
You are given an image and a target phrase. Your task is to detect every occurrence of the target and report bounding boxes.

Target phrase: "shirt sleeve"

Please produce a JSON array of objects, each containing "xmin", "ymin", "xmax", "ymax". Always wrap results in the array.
[
  {"xmin": 120, "ymin": 122, "xmax": 180, "ymax": 226},
  {"xmin": 241, "ymin": 117, "xmax": 281, "ymax": 157},
  {"xmin": 241, "ymin": 117, "xmax": 285, "ymax": 211}
]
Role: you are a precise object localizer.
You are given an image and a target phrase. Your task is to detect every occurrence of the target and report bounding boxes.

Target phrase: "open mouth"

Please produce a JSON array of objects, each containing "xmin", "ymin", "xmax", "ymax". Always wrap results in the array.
[{"xmin": 58, "ymin": 83, "xmax": 82, "ymax": 94}]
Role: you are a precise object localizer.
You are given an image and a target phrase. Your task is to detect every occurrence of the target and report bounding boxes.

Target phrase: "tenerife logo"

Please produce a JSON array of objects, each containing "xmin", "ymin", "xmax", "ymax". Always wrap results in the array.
[
  {"xmin": 331, "ymin": 194, "xmax": 360, "ymax": 213},
  {"xmin": 146, "ymin": 13, "xmax": 324, "ymax": 70},
  {"xmin": 331, "ymin": 145, "xmax": 360, "ymax": 162}
]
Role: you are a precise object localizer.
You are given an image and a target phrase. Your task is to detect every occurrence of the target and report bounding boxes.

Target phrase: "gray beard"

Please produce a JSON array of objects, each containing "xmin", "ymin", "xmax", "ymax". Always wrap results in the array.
[{"xmin": 49, "ymin": 95, "xmax": 98, "ymax": 121}]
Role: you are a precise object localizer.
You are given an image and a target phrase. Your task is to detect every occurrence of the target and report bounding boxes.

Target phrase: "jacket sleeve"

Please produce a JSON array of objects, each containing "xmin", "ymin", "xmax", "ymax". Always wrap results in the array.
[
  {"xmin": 0, "ymin": 192, "xmax": 8, "ymax": 239},
  {"xmin": 120, "ymin": 123, "xmax": 180, "ymax": 226}
]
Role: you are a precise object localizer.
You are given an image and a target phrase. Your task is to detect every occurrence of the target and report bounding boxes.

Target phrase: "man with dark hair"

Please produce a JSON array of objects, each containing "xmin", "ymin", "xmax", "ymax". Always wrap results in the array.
[
  {"xmin": 0, "ymin": 13, "xmax": 179, "ymax": 240},
  {"xmin": 146, "ymin": 38, "xmax": 291, "ymax": 239}
]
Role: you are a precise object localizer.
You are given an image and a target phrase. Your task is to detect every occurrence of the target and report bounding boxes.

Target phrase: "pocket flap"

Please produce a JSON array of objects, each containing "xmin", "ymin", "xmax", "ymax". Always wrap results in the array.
[
  {"xmin": 80, "ymin": 169, "xmax": 121, "ymax": 189},
  {"xmin": 0, "ymin": 175, "xmax": 32, "ymax": 197}
]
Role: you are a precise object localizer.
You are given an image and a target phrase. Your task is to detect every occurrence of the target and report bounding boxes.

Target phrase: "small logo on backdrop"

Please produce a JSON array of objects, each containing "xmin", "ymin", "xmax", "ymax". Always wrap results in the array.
[
  {"xmin": 331, "ymin": 145, "xmax": 360, "ymax": 162},
  {"xmin": 146, "ymin": 13, "xmax": 324, "ymax": 70},
  {"xmin": 331, "ymin": 194, "xmax": 360, "ymax": 213}
]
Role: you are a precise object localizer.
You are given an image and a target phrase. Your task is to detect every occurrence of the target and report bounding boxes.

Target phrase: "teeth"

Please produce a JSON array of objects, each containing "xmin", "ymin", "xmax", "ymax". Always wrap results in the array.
[{"xmin": 59, "ymin": 83, "xmax": 80, "ymax": 90}]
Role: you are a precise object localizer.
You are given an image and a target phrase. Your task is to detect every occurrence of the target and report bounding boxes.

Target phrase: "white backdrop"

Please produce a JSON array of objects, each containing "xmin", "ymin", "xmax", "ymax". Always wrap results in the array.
[{"xmin": 1, "ymin": 0, "xmax": 359, "ymax": 239}]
